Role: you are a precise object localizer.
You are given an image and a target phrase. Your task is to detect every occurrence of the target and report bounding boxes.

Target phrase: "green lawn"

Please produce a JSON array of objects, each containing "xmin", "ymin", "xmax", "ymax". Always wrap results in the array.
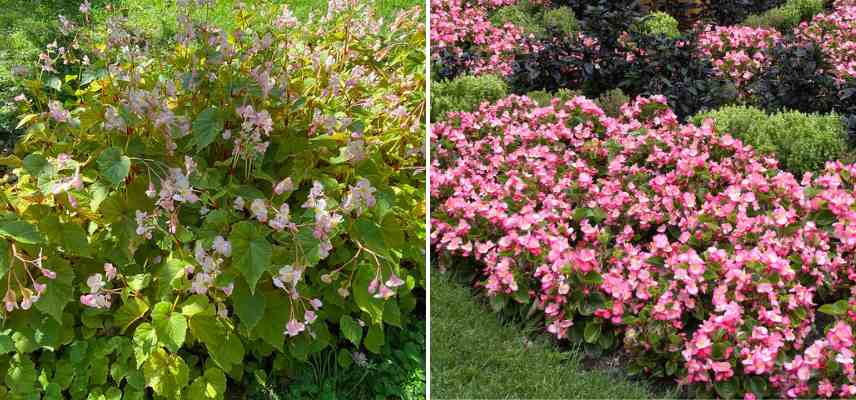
[{"xmin": 430, "ymin": 269, "xmax": 665, "ymax": 399}]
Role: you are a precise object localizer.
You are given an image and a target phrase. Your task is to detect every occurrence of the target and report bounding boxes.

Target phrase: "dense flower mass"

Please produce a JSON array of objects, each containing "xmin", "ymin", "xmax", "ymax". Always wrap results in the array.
[
  {"xmin": 698, "ymin": 25, "xmax": 781, "ymax": 92},
  {"xmin": 430, "ymin": 0, "xmax": 530, "ymax": 76},
  {"xmin": 797, "ymin": 4, "xmax": 856, "ymax": 81},
  {"xmin": 431, "ymin": 94, "xmax": 856, "ymax": 398},
  {"xmin": 2, "ymin": 0, "xmax": 425, "ymax": 397}
]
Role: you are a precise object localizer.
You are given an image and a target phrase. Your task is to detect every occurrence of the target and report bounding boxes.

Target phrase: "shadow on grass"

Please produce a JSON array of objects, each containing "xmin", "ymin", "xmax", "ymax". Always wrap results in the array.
[{"xmin": 430, "ymin": 267, "xmax": 679, "ymax": 399}]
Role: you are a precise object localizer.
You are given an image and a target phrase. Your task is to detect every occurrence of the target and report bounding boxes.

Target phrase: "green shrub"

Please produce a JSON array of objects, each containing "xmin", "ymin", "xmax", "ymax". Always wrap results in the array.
[
  {"xmin": 489, "ymin": 2, "xmax": 544, "ymax": 37},
  {"xmin": 1, "ymin": 1, "xmax": 425, "ymax": 398},
  {"xmin": 525, "ymin": 88, "xmax": 580, "ymax": 107},
  {"xmin": 594, "ymin": 88, "xmax": 630, "ymax": 117},
  {"xmin": 431, "ymin": 75, "xmax": 508, "ymax": 120},
  {"xmin": 639, "ymin": 11, "xmax": 680, "ymax": 38},
  {"xmin": 542, "ymin": 6, "xmax": 579, "ymax": 37},
  {"xmin": 693, "ymin": 105, "xmax": 846, "ymax": 175},
  {"xmin": 744, "ymin": 0, "xmax": 825, "ymax": 31}
]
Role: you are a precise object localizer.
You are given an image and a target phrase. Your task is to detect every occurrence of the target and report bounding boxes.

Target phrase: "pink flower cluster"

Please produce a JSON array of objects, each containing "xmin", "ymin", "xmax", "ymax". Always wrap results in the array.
[
  {"xmin": 430, "ymin": 0, "xmax": 529, "ymax": 76},
  {"xmin": 432, "ymin": 94, "xmax": 856, "ymax": 397},
  {"xmin": 797, "ymin": 4, "xmax": 856, "ymax": 81},
  {"xmin": 698, "ymin": 25, "xmax": 781, "ymax": 93}
]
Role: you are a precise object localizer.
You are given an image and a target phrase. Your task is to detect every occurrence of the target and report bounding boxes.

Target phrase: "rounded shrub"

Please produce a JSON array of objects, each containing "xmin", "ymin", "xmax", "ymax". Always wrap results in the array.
[
  {"xmin": 693, "ymin": 105, "xmax": 847, "ymax": 175},
  {"xmin": 431, "ymin": 74, "xmax": 508, "ymax": 121},
  {"xmin": 542, "ymin": 6, "xmax": 579, "ymax": 37},
  {"xmin": 744, "ymin": 0, "xmax": 825, "ymax": 31},
  {"xmin": 594, "ymin": 88, "xmax": 630, "ymax": 117},
  {"xmin": 489, "ymin": 2, "xmax": 545, "ymax": 37},
  {"xmin": 2, "ymin": 1, "xmax": 425, "ymax": 398},
  {"xmin": 432, "ymin": 94, "xmax": 856, "ymax": 399},
  {"xmin": 525, "ymin": 88, "xmax": 580, "ymax": 107},
  {"xmin": 639, "ymin": 11, "xmax": 680, "ymax": 38}
]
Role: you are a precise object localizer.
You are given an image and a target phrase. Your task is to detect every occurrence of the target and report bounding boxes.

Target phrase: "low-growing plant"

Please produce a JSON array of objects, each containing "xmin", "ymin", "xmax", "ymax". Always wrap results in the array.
[
  {"xmin": 0, "ymin": 0, "xmax": 425, "ymax": 398},
  {"xmin": 431, "ymin": 94, "xmax": 856, "ymax": 399},
  {"xmin": 693, "ymin": 105, "xmax": 847, "ymax": 175},
  {"xmin": 744, "ymin": 0, "xmax": 826, "ymax": 31},
  {"xmin": 593, "ymin": 88, "xmax": 630, "ymax": 117},
  {"xmin": 489, "ymin": 2, "xmax": 545, "ymax": 38},
  {"xmin": 431, "ymin": 74, "xmax": 508, "ymax": 121},
  {"xmin": 525, "ymin": 88, "xmax": 579, "ymax": 107},
  {"xmin": 639, "ymin": 11, "xmax": 681, "ymax": 38},
  {"xmin": 542, "ymin": 6, "xmax": 579, "ymax": 37}
]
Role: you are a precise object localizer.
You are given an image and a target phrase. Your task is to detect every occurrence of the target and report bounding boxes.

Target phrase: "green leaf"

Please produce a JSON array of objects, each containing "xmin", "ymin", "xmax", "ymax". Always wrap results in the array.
[
  {"xmin": 349, "ymin": 218, "xmax": 389, "ymax": 259},
  {"xmin": 23, "ymin": 154, "xmax": 49, "ymax": 179},
  {"xmin": 189, "ymin": 107, "xmax": 225, "ymax": 151},
  {"xmin": 0, "ymin": 219, "xmax": 42, "ymax": 244},
  {"xmin": 337, "ymin": 349, "xmax": 353, "ymax": 368},
  {"xmin": 34, "ymin": 259, "xmax": 74, "ymax": 323},
  {"xmin": 152, "ymin": 302, "xmax": 187, "ymax": 353},
  {"xmin": 229, "ymin": 221, "xmax": 272, "ymax": 293},
  {"xmin": 97, "ymin": 147, "xmax": 131, "ymax": 187},
  {"xmin": 114, "ymin": 297, "xmax": 150, "ymax": 334},
  {"xmin": 714, "ymin": 378, "xmax": 739, "ymax": 400},
  {"xmin": 133, "ymin": 323, "xmax": 158, "ymax": 368},
  {"xmin": 0, "ymin": 329, "xmax": 13, "ymax": 354},
  {"xmin": 340, "ymin": 315, "xmax": 363, "ymax": 347},
  {"xmin": 187, "ymin": 367, "xmax": 227, "ymax": 399},
  {"xmin": 233, "ymin": 280, "xmax": 266, "ymax": 330},
  {"xmin": 353, "ymin": 264, "xmax": 384, "ymax": 324},
  {"xmin": 258, "ymin": 291, "xmax": 289, "ymax": 351},
  {"xmin": 5, "ymin": 353, "xmax": 37, "ymax": 394},
  {"xmin": 0, "ymin": 241, "xmax": 9, "ymax": 280},
  {"xmin": 819, "ymin": 300, "xmax": 850, "ymax": 316},
  {"xmin": 584, "ymin": 321, "xmax": 602, "ymax": 344},
  {"xmin": 383, "ymin": 300, "xmax": 402, "ymax": 328},
  {"xmin": 127, "ymin": 274, "xmax": 152, "ymax": 292},
  {"xmin": 364, "ymin": 323, "xmax": 384, "ymax": 354},
  {"xmin": 143, "ymin": 348, "xmax": 189, "ymax": 398},
  {"xmin": 39, "ymin": 215, "xmax": 91, "ymax": 257}
]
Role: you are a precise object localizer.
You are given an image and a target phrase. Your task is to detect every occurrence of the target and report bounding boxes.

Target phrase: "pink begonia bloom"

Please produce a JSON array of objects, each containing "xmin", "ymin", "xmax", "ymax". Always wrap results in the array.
[
  {"xmin": 250, "ymin": 198, "xmax": 268, "ymax": 222},
  {"xmin": 233, "ymin": 196, "xmax": 245, "ymax": 210},
  {"xmin": 221, "ymin": 282, "xmax": 234, "ymax": 296},
  {"xmin": 104, "ymin": 263, "xmax": 117, "ymax": 281},
  {"xmin": 285, "ymin": 319, "xmax": 305, "ymax": 337},
  {"xmin": 304, "ymin": 310, "xmax": 317, "ymax": 324},
  {"xmin": 368, "ymin": 278, "xmax": 380, "ymax": 294},
  {"xmin": 274, "ymin": 177, "xmax": 293, "ymax": 195},
  {"xmin": 213, "ymin": 235, "xmax": 232, "ymax": 257},
  {"xmin": 385, "ymin": 274, "xmax": 405, "ymax": 288},
  {"xmin": 310, "ymin": 298, "xmax": 323, "ymax": 309},
  {"xmin": 374, "ymin": 284, "xmax": 394, "ymax": 300}
]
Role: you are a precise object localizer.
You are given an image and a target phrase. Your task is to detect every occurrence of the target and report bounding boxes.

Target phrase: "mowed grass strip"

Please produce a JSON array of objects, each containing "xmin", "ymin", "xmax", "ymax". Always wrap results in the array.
[{"xmin": 430, "ymin": 269, "xmax": 661, "ymax": 399}]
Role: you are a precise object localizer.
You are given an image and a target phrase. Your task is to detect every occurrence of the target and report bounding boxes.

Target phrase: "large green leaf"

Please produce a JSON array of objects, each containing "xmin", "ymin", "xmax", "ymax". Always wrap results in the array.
[
  {"xmin": 233, "ymin": 280, "xmax": 266, "ymax": 331},
  {"xmin": 40, "ymin": 215, "xmax": 91, "ymax": 257},
  {"xmin": 114, "ymin": 297, "xmax": 150, "ymax": 334},
  {"xmin": 152, "ymin": 302, "xmax": 187, "ymax": 353},
  {"xmin": 229, "ymin": 221, "xmax": 272, "ymax": 293},
  {"xmin": 133, "ymin": 323, "xmax": 158, "ymax": 368},
  {"xmin": 349, "ymin": 218, "xmax": 389, "ymax": 260},
  {"xmin": 143, "ymin": 348, "xmax": 189, "ymax": 398},
  {"xmin": 364, "ymin": 323, "xmax": 385, "ymax": 354},
  {"xmin": 186, "ymin": 367, "xmax": 227, "ymax": 400},
  {"xmin": 339, "ymin": 315, "xmax": 362, "ymax": 347},
  {"xmin": 189, "ymin": 107, "xmax": 225, "ymax": 151},
  {"xmin": 35, "ymin": 258, "xmax": 74, "ymax": 323},
  {"xmin": 97, "ymin": 147, "xmax": 131, "ymax": 187},
  {"xmin": 353, "ymin": 264, "xmax": 384, "ymax": 324},
  {"xmin": 258, "ymin": 290, "xmax": 290, "ymax": 351},
  {"xmin": 0, "ymin": 219, "xmax": 42, "ymax": 244},
  {"xmin": 4, "ymin": 353, "xmax": 37, "ymax": 395}
]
